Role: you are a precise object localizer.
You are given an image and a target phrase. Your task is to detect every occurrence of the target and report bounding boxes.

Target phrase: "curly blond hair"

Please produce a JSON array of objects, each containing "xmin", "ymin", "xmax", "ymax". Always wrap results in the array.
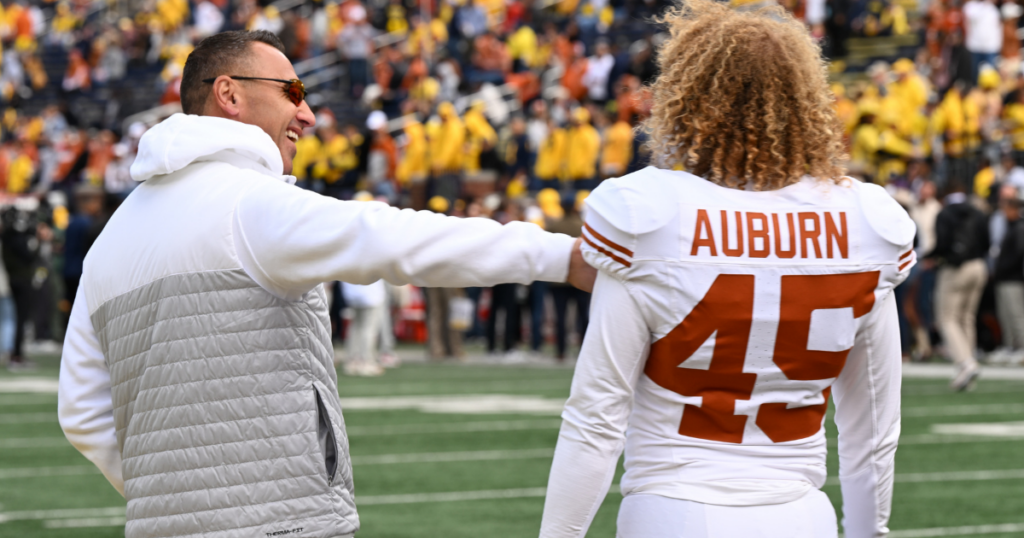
[{"xmin": 644, "ymin": 0, "xmax": 845, "ymax": 190}]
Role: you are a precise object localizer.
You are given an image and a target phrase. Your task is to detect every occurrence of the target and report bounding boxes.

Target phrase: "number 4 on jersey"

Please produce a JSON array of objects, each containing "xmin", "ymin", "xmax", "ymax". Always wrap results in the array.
[{"xmin": 644, "ymin": 271, "xmax": 879, "ymax": 444}]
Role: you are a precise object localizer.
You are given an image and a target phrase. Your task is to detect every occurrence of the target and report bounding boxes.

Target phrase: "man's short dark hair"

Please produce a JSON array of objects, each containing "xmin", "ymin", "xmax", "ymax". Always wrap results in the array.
[{"xmin": 180, "ymin": 30, "xmax": 286, "ymax": 115}]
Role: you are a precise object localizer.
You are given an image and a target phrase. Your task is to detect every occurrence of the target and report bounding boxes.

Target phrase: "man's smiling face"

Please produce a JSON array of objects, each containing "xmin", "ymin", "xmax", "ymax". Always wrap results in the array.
[{"xmin": 232, "ymin": 42, "xmax": 315, "ymax": 174}]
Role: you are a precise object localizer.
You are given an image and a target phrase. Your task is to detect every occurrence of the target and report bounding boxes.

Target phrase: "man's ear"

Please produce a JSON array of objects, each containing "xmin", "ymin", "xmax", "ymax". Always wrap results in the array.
[{"xmin": 210, "ymin": 75, "xmax": 242, "ymax": 118}]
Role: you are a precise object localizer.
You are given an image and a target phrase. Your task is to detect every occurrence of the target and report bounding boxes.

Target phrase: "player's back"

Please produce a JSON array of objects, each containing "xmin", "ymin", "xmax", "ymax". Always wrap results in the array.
[{"xmin": 580, "ymin": 167, "xmax": 915, "ymax": 506}]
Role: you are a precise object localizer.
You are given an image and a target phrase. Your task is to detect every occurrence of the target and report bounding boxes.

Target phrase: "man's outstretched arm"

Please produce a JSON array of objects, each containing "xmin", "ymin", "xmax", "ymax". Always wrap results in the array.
[{"xmin": 233, "ymin": 179, "xmax": 593, "ymax": 300}]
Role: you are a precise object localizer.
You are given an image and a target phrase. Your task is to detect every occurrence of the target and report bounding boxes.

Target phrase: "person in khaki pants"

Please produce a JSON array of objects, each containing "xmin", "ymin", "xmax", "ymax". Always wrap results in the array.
[
  {"xmin": 928, "ymin": 184, "xmax": 991, "ymax": 390},
  {"xmin": 991, "ymin": 188, "xmax": 1024, "ymax": 364}
]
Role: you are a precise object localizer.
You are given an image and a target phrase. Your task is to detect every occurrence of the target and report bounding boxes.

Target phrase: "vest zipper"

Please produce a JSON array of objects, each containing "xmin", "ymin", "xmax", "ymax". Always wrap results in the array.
[{"xmin": 314, "ymin": 387, "xmax": 339, "ymax": 486}]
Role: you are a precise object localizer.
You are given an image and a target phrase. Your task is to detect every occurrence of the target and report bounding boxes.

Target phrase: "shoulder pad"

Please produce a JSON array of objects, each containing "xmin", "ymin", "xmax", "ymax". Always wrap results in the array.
[
  {"xmin": 857, "ymin": 181, "xmax": 916, "ymax": 249},
  {"xmin": 581, "ymin": 168, "xmax": 678, "ymax": 278},
  {"xmin": 584, "ymin": 168, "xmax": 678, "ymax": 236}
]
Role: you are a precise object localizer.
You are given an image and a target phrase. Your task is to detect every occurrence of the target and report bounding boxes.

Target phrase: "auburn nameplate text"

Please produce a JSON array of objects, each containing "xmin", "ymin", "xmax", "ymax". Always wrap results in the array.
[{"xmin": 690, "ymin": 209, "xmax": 849, "ymax": 259}]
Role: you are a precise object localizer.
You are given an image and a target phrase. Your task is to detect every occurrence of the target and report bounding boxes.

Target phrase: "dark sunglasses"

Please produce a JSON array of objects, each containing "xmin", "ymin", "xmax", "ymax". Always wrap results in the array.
[{"xmin": 202, "ymin": 76, "xmax": 307, "ymax": 106}]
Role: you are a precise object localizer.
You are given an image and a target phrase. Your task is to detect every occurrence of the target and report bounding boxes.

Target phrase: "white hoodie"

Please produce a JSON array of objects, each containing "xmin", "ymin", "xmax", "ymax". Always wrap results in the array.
[{"xmin": 58, "ymin": 114, "xmax": 575, "ymax": 495}]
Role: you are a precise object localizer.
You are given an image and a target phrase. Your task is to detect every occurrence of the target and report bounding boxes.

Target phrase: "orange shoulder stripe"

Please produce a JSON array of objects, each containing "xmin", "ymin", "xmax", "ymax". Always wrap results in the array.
[
  {"xmin": 583, "ymin": 222, "xmax": 633, "ymax": 257},
  {"xmin": 582, "ymin": 234, "xmax": 632, "ymax": 268},
  {"xmin": 899, "ymin": 250, "xmax": 913, "ymax": 261}
]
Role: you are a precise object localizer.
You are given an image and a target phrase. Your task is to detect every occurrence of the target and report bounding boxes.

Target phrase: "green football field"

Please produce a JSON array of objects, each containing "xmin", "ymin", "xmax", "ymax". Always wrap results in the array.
[{"xmin": 2, "ymin": 352, "xmax": 1023, "ymax": 537}]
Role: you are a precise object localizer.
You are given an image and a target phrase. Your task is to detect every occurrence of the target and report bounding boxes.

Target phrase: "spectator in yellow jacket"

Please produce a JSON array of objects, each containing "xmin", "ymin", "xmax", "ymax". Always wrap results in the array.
[
  {"xmin": 397, "ymin": 116, "xmax": 429, "ymax": 184},
  {"xmin": 974, "ymin": 160, "xmax": 996, "ymax": 198},
  {"xmin": 291, "ymin": 129, "xmax": 321, "ymax": 183},
  {"xmin": 1004, "ymin": 90, "xmax": 1024, "ymax": 160},
  {"xmin": 397, "ymin": 113, "xmax": 430, "ymax": 209},
  {"xmin": 407, "ymin": 15, "xmax": 448, "ymax": 57},
  {"xmin": 972, "ymin": 67, "xmax": 1004, "ymax": 151},
  {"xmin": 887, "ymin": 59, "xmax": 929, "ymax": 138},
  {"xmin": 463, "ymin": 101, "xmax": 497, "ymax": 175},
  {"xmin": 888, "ymin": 59, "xmax": 929, "ymax": 113},
  {"xmin": 432, "ymin": 102, "xmax": 465, "ymax": 173},
  {"xmin": 507, "ymin": 24, "xmax": 538, "ymax": 71},
  {"xmin": 933, "ymin": 84, "xmax": 967, "ymax": 158},
  {"xmin": 6, "ymin": 142, "xmax": 34, "ymax": 194},
  {"xmin": 876, "ymin": 108, "xmax": 916, "ymax": 183},
  {"xmin": 432, "ymin": 101, "xmax": 465, "ymax": 201},
  {"xmin": 832, "ymin": 83, "xmax": 858, "ymax": 137},
  {"xmin": 534, "ymin": 119, "xmax": 566, "ymax": 190},
  {"xmin": 850, "ymin": 108, "xmax": 881, "ymax": 179},
  {"xmin": 564, "ymin": 107, "xmax": 601, "ymax": 189},
  {"xmin": 313, "ymin": 125, "xmax": 358, "ymax": 191},
  {"xmin": 598, "ymin": 111, "xmax": 633, "ymax": 179}
]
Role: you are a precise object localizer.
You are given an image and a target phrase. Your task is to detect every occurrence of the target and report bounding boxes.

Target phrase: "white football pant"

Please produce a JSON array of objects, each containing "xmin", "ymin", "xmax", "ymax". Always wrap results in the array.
[{"xmin": 616, "ymin": 490, "xmax": 838, "ymax": 538}]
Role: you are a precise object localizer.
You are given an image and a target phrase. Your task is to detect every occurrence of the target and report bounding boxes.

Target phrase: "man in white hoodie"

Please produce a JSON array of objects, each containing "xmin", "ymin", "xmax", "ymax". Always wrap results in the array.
[{"xmin": 58, "ymin": 30, "xmax": 593, "ymax": 538}]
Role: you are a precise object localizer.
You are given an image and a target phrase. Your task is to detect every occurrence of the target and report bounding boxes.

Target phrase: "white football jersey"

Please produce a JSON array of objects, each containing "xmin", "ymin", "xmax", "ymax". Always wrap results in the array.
[{"xmin": 540, "ymin": 167, "xmax": 914, "ymax": 538}]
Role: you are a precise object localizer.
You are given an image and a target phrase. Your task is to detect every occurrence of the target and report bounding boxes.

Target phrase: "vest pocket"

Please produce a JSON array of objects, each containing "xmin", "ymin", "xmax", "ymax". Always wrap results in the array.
[{"xmin": 313, "ymin": 387, "xmax": 339, "ymax": 485}]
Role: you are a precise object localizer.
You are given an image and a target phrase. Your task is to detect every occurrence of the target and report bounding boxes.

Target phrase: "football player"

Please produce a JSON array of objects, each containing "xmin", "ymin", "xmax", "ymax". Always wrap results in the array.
[{"xmin": 538, "ymin": 2, "xmax": 915, "ymax": 537}]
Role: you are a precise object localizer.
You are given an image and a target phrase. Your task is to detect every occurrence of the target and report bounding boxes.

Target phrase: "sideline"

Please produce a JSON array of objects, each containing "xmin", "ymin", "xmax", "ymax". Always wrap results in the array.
[
  {"xmin": 5, "ymin": 399, "xmax": 1024, "ymax": 428},
  {"xmin": 7, "ymin": 456, "xmax": 1024, "ymax": 485},
  {"xmin": 902, "ymin": 363, "xmax": 1024, "ymax": 380},
  {"xmin": 6, "ymin": 422, "xmax": 1024, "ymax": 451}
]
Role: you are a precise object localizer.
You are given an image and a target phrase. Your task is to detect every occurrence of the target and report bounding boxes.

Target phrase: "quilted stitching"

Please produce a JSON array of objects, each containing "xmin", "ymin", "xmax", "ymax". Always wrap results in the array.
[{"xmin": 92, "ymin": 269, "xmax": 355, "ymax": 538}]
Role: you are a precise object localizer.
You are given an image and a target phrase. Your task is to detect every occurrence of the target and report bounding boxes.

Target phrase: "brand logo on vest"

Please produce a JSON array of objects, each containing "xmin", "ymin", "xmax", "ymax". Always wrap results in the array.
[{"xmin": 267, "ymin": 528, "xmax": 303, "ymax": 537}]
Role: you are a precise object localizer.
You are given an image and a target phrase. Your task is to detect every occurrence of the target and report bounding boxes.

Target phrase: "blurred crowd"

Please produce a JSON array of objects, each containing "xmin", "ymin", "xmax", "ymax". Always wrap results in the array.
[
  {"xmin": 0, "ymin": 0, "xmax": 672, "ymax": 371},
  {"xmin": 0, "ymin": 0, "xmax": 1023, "ymax": 374},
  {"xmin": 831, "ymin": 0, "xmax": 1024, "ymax": 371}
]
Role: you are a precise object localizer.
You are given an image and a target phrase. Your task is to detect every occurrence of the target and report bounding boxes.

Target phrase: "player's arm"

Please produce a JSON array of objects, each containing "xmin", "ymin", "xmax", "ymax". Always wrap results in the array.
[
  {"xmin": 831, "ymin": 291, "xmax": 901, "ymax": 538},
  {"xmin": 539, "ymin": 271, "xmax": 650, "ymax": 538},
  {"xmin": 58, "ymin": 285, "xmax": 124, "ymax": 496},
  {"xmin": 231, "ymin": 179, "xmax": 578, "ymax": 301}
]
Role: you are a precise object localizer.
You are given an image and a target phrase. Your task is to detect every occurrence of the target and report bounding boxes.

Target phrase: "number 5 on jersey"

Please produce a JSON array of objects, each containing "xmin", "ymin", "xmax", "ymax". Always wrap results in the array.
[{"xmin": 644, "ymin": 271, "xmax": 879, "ymax": 444}]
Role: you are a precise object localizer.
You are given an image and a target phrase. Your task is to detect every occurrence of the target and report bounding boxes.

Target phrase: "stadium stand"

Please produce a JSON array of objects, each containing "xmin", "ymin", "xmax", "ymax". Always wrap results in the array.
[{"xmin": 0, "ymin": 0, "xmax": 1022, "ymax": 374}]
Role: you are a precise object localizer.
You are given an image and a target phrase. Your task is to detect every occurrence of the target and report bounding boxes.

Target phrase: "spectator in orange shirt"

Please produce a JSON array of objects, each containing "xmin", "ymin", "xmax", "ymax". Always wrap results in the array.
[
  {"xmin": 470, "ymin": 30, "xmax": 510, "ymax": 85},
  {"xmin": 62, "ymin": 49, "xmax": 91, "ymax": 95},
  {"xmin": 543, "ymin": 23, "xmax": 573, "ymax": 68},
  {"xmin": 562, "ymin": 41, "xmax": 588, "ymax": 102},
  {"xmin": 84, "ymin": 130, "xmax": 116, "ymax": 185}
]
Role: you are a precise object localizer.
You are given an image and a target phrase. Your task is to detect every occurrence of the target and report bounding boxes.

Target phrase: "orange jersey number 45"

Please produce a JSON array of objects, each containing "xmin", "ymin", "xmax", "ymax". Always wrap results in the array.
[{"xmin": 644, "ymin": 271, "xmax": 879, "ymax": 444}]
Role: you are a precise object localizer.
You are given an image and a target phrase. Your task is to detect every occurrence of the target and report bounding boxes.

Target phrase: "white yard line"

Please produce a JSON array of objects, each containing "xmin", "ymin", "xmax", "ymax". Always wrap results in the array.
[
  {"xmin": 899, "ymin": 433, "xmax": 1024, "ymax": 445},
  {"xmin": 902, "ymin": 404, "xmax": 1024, "ymax": 417},
  {"xmin": 337, "ymin": 394, "xmax": 565, "ymax": 415},
  {"xmin": 885, "ymin": 522, "xmax": 1024, "ymax": 537},
  {"xmin": 0, "ymin": 412, "xmax": 55, "ymax": 424},
  {"xmin": 0, "ymin": 378, "xmax": 59, "ymax": 394},
  {"xmin": 827, "ymin": 434, "xmax": 1024, "ymax": 448},
  {"xmin": 0, "ymin": 466, "xmax": 98, "ymax": 480},
  {"xmin": 825, "ymin": 469, "xmax": 1024, "ymax": 486},
  {"xmin": 902, "ymin": 364, "xmax": 1024, "ymax": 380},
  {"xmin": 358, "ymin": 486, "xmax": 551, "ymax": 505},
  {"xmin": 43, "ymin": 516, "xmax": 126, "ymax": 528},
  {"xmin": 0, "ymin": 506, "xmax": 123, "ymax": 523},
  {"xmin": 902, "ymin": 384, "xmax": 1024, "ymax": 395},
  {"xmin": 346, "ymin": 418, "xmax": 563, "ymax": 436},
  {"xmin": 0, "ymin": 437, "xmax": 69, "ymax": 449},
  {"xmin": 0, "ymin": 394, "xmax": 56, "ymax": 406},
  {"xmin": 353, "ymin": 448, "xmax": 553, "ymax": 465}
]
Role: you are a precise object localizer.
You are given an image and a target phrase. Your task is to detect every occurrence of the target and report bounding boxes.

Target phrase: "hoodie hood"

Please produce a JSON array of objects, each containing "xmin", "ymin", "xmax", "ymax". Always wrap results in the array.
[{"xmin": 131, "ymin": 114, "xmax": 292, "ymax": 183}]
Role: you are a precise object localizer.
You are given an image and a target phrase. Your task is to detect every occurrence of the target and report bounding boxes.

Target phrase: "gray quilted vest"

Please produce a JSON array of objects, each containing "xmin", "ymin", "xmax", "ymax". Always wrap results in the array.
[{"xmin": 90, "ymin": 268, "xmax": 358, "ymax": 537}]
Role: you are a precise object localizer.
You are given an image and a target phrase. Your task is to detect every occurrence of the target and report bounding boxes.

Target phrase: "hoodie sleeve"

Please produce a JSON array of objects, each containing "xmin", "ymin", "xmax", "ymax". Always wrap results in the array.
[
  {"xmin": 58, "ymin": 285, "xmax": 125, "ymax": 496},
  {"xmin": 232, "ymin": 179, "xmax": 575, "ymax": 301}
]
